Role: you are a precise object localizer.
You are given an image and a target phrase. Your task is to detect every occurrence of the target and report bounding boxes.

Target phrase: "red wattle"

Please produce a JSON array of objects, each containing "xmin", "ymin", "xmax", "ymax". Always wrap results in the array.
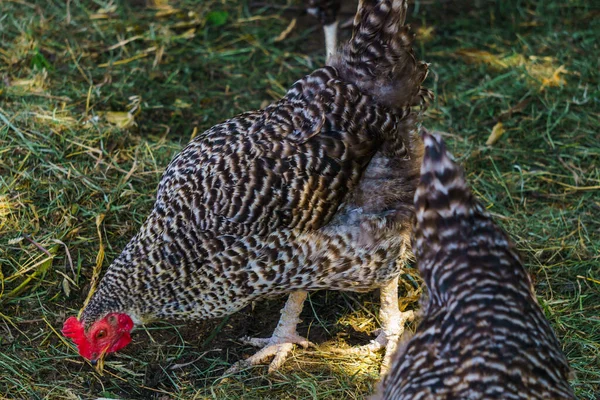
[{"xmin": 110, "ymin": 332, "xmax": 132, "ymax": 353}]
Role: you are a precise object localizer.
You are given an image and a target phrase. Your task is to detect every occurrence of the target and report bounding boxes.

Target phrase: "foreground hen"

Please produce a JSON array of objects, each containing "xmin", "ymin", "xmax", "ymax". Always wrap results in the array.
[
  {"xmin": 63, "ymin": 0, "xmax": 430, "ymax": 372},
  {"xmin": 372, "ymin": 131, "xmax": 574, "ymax": 399}
]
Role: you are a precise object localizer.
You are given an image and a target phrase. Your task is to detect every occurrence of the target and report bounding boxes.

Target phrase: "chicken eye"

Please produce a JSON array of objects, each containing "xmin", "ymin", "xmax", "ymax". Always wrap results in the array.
[{"xmin": 95, "ymin": 330, "xmax": 107, "ymax": 339}]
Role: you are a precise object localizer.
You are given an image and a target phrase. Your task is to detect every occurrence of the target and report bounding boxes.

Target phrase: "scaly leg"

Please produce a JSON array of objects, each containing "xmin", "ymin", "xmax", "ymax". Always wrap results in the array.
[
  {"xmin": 334, "ymin": 276, "xmax": 414, "ymax": 374},
  {"xmin": 377, "ymin": 276, "xmax": 414, "ymax": 374},
  {"xmin": 323, "ymin": 21, "xmax": 339, "ymax": 63},
  {"xmin": 227, "ymin": 291, "xmax": 314, "ymax": 374}
]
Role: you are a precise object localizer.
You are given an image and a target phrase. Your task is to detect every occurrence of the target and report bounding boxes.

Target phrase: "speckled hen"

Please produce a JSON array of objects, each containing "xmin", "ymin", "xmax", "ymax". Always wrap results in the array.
[
  {"xmin": 62, "ymin": 0, "xmax": 431, "ymax": 372},
  {"xmin": 372, "ymin": 131, "xmax": 574, "ymax": 399}
]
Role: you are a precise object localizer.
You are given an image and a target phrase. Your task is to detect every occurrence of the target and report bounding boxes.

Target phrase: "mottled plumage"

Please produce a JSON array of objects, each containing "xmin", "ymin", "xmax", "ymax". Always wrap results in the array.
[
  {"xmin": 66, "ymin": 0, "xmax": 430, "ymax": 371},
  {"xmin": 373, "ymin": 132, "xmax": 574, "ymax": 399}
]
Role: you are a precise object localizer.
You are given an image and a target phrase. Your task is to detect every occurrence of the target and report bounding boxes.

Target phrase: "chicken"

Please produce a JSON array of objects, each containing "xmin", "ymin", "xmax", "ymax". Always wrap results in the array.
[
  {"xmin": 62, "ymin": 0, "xmax": 431, "ymax": 373},
  {"xmin": 306, "ymin": 0, "xmax": 342, "ymax": 60},
  {"xmin": 372, "ymin": 131, "xmax": 574, "ymax": 399}
]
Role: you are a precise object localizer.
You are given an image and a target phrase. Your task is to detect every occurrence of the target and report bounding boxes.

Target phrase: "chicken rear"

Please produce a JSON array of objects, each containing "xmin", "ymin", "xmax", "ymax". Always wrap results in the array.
[
  {"xmin": 63, "ymin": 0, "xmax": 431, "ymax": 373},
  {"xmin": 372, "ymin": 131, "xmax": 574, "ymax": 399}
]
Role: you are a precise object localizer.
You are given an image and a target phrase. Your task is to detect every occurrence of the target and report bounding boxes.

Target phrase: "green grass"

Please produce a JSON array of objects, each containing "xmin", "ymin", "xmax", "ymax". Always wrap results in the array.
[{"xmin": 1, "ymin": 0, "xmax": 598, "ymax": 398}]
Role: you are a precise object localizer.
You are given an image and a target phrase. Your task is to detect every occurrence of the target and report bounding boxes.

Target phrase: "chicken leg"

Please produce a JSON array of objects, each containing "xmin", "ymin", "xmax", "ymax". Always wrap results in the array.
[
  {"xmin": 334, "ymin": 276, "xmax": 414, "ymax": 374},
  {"xmin": 324, "ymin": 21, "xmax": 339, "ymax": 62},
  {"xmin": 227, "ymin": 290, "xmax": 314, "ymax": 374}
]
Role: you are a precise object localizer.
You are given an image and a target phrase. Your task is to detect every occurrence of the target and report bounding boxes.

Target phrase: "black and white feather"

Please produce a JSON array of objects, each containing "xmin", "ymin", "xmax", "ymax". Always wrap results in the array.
[
  {"xmin": 373, "ymin": 131, "xmax": 574, "ymax": 399},
  {"xmin": 79, "ymin": 0, "xmax": 431, "ymax": 371}
]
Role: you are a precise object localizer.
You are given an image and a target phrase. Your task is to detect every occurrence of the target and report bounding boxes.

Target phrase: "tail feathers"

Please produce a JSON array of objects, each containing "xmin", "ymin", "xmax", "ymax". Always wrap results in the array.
[
  {"xmin": 330, "ymin": 0, "xmax": 431, "ymax": 110},
  {"xmin": 416, "ymin": 130, "xmax": 470, "ymax": 204},
  {"xmin": 413, "ymin": 130, "xmax": 481, "ymax": 257}
]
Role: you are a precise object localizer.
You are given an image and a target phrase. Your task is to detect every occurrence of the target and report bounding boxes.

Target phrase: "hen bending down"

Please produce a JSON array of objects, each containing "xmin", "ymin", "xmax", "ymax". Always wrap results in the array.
[
  {"xmin": 372, "ymin": 132, "xmax": 574, "ymax": 399},
  {"xmin": 62, "ymin": 0, "xmax": 431, "ymax": 373}
]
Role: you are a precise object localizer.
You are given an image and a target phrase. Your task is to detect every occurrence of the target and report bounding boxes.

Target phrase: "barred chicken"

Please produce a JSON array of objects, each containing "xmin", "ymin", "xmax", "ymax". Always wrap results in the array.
[
  {"xmin": 62, "ymin": 0, "xmax": 430, "ymax": 373},
  {"xmin": 372, "ymin": 131, "xmax": 574, "ymax": 399},
  {"xmin": 306, "ymin": 0, "xmax": 342, "ymax": 59}
]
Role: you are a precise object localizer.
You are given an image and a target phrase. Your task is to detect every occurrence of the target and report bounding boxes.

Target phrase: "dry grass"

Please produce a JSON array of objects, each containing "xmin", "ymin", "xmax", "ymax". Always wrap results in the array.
[{"xmin": 0, "ymin": 0, "xmax": 598, "ymax": 398}]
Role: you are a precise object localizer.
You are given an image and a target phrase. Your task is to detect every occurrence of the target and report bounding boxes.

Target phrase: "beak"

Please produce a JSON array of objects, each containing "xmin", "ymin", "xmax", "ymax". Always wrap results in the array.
[
  {"xmin": 91, "ymin": 346, "xmax": 108, "ymax": 373},
  {"xmin": 93, "ymin": 355, "xmax": 106, "ymax": 374}
]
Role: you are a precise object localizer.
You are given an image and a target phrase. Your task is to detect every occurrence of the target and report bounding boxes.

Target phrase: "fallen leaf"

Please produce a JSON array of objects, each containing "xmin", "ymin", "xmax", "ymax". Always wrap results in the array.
[
  {"xmin": 416, "ymin": 25, "xmax": 435, "ymax": 43},
  {"xmin": 174, "ymin": 28, "xmax": 196, "ymax": 40},
  {"xmin": 486, "ymin": 122, "xmax": 505, "ymax": 146},
  {"xmin": 155, "ymin": 8, "xmax": 180, "ymax": 18},
  {"xmin": 62, "ymin": 277, "xmax": 71, "ymax": 297},
  {"xmin": 172, "ymin": 18, "xmax": 202, "ymax": 29},
  {"xmin": 7, "ymin": 70, "xmax": 48, "ymax": 94},
  {"xmin": 149, "ymin": 0, "xmax": 179, "ymax": 17},
  {"xmin": 540, "ymin": 65, "xmax": 567, "ymax": 91},
  {"xmin": 97, "ymin": 96, "xmax": 141, "ymax": 129},
  {"xmin": 99, "ymin": 111, "xmax": 136, "ymax": 129},
  {"xmin": 174, "ymin": 98, "xmax": 191, "ymax": 108},
  {"xmin": 89, "ymin": 5, "xmax": 118, "ymax": 20},
  {"xmin": 456, "ymin": 49, "xmax": 567, "ymax": 91}
]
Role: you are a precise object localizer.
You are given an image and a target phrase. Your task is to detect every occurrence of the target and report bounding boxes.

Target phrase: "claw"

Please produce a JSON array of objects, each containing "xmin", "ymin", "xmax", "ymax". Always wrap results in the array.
[
  {"xmin": 332, "ymin": 309, "xmax": 414, "ymax": 355},
  {"xmin": 225, "ymin": 291, "xmax": 310, "ymax": 375},
  {"xmin": 240, "ymin": 333, "xmax": 314, "ymax": 350},
  {"xmin": 227, "ymin": 333, "xmax": 315, "ymax": 374},
  {"xmin": 332, "ymin": 278, "xmax": 415, "ymax": 375}
]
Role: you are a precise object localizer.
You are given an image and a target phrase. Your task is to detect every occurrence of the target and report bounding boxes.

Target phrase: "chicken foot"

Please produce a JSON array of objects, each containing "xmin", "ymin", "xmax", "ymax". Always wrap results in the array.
[
  {"xmin": 227, "ymin": 290, "xmax": 314, "ymax": 374},
  {"xmin": 334, "ymin": 276, "xmax": 414, "ymax": 374},
  {"xmin": 324, "ymin": 21, "xmax": 339, "ymax": 63}
]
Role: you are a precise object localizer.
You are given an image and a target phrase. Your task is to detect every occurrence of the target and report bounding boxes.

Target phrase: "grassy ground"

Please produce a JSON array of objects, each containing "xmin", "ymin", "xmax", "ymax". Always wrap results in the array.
[{"xmin": 1, "ymin": 0, "xmax": 598, "ymax": 398}]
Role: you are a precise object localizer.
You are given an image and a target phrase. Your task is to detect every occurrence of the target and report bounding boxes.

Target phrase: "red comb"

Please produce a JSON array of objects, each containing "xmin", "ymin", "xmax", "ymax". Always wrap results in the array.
[{"xmin": 62, "ymin": 317, "xmax": 84, "ymax": 338}]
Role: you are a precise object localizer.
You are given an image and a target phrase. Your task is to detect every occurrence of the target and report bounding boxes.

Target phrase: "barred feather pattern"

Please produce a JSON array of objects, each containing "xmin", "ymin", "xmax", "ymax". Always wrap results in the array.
[
  {"xmin": 307, "ymin": 0, "xmax": 342, "ymax": 25},
  {"xmin": 80, "ymin": 73, "xmax": 424, "ymax": 326},
  {"xmin": 81, "ymin": 0, "xmax": 429, "ymax": 338},
  {"xmin": 330, "ymin": 0, "xmax": 431, "ymax": 111},
  {"xmin": 373, "ymin": 131, "xmax": 574, "ymax": 399}
]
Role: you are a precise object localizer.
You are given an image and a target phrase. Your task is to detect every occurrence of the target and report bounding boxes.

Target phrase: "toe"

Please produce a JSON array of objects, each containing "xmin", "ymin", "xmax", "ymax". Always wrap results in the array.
[
  {"xmin": 268, "ymin": 343, "xmax": 294, "ymax": 373},
  {"xmin": 229, "ymin": 332, "xmax": 313, "ymax": 373},
  {"xmin": 401, "ymin": 310, "xmax": 415, "ymax": 323},
  {"xmin": 246, "ymin": 345, "xmax": 280, "ymax": 365},
  {"xmin": 226, "ymin": 342, "xmax": 301, "ymax": 375},
  {"xmin": 288, "ymin": 334, "xmax": 315, "ymax": 349}
]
